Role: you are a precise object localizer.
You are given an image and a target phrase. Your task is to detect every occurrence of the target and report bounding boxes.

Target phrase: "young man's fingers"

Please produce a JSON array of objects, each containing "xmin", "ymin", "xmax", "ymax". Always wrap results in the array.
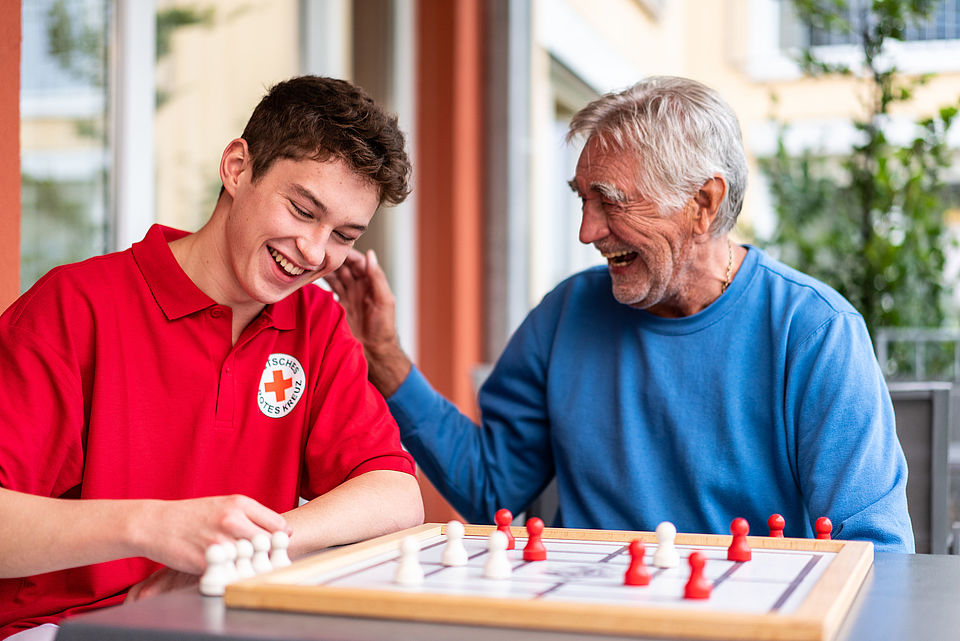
[
  {"xmin": 215, "ymin": 495, "xmax": 288, "ymax": 542},
  {"xmin": 242, "ymin": 498, "xmax": 289, "ymax": 535}
]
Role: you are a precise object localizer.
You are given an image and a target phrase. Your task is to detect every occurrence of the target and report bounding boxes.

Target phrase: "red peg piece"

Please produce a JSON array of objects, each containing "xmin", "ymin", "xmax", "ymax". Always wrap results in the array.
[
  {"xmin": 495, "ymin": 508, "xmax": 515, "ymax": 550},
  {"xmin": 523, "ymin": 517, "xmax": 547, "ymax": 561},
  {"xmin": 684, "ymin": 551, "xmax": 711, "ymax": 599},
  {"xmin": 624, "ymin": 540, "xmax": 651, "ymax": 586},
  {"xmin": 727, "ymin": 517, "xmax": 752, "ymax": 562},
  {"xmin": 768, "ymin": 513, "xmax": 785, "ymax": 538},
  {"xmin": 815, "ymin": 516, "xmax": 833, "ymax": 540}
]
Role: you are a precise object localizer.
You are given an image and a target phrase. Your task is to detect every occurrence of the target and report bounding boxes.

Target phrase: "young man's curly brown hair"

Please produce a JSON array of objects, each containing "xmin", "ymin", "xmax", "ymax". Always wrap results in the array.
[{"xmin": 240, "ymin": 76, "xmax": 411, "ymax": 206}]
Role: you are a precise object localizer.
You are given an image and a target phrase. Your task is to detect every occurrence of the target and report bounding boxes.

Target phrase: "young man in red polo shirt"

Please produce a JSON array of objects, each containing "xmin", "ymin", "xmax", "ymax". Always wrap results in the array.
[{"xmin": 0, "ymin": 76, "xmax": 424, "ymax": 639}]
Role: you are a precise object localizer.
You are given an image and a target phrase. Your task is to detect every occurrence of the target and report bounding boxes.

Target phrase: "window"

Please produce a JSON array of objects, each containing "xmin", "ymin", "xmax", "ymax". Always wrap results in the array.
[
  {"xmin": 805, "ymin": 0, "xmax": 960, "ymax": 46},
  {"xmin": 20, "ymin": 0, "xmax": 112, "ymax": 291},
  {"xmin": 529, "ymin": 0, "xmax": 643, "ymax": 307},
  {"xmin": 745, "ymin": 0, "xmax": 960, "ymax": 80},
  {"xmin": 535, "ymin": 59, "xmax": 603, "ymax": 305}
]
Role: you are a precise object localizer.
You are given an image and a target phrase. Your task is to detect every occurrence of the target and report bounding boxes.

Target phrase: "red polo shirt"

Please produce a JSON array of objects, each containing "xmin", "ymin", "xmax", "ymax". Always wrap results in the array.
[{"xmin": 0, "ymin": 225, "xmax": 415, "ymax": 636}]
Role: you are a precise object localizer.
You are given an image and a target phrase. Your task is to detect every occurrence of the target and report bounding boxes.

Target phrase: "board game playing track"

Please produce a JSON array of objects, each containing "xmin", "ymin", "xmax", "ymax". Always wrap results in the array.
[{"xmin": 223, "ymin": 523, "xmax": 874, "ymax": 641}]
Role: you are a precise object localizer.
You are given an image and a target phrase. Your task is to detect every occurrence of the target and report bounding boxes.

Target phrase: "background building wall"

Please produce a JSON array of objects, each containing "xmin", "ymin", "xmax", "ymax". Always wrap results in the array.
[
  {"xmin": 1, "ymin": 0, "xmax": 21, "ymax": 312},
  {"xmin": 153, "ymin": 0, "xmax": 300, "ymax": 232}
]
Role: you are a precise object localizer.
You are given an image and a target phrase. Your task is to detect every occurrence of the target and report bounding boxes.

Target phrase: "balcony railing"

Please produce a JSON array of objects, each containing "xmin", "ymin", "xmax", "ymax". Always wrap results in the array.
[{"xmin": 875, "ymin": 327, "xmax": 960, "ymax": 382}]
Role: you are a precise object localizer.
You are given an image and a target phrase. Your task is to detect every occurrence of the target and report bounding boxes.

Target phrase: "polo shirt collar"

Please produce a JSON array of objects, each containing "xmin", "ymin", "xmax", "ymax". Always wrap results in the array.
[
  {"xmin": 261, "ymin": 293, "xmax": 297, "ymax": 330},
  {"xmin": 132, "ymin": 224, "xmax": 296, "ymax": 330}
]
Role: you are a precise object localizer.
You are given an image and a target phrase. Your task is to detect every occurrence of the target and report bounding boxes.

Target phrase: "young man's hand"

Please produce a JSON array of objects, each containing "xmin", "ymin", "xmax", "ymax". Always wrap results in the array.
[
  {"xmin": 130, "ymin": 494, "xmax": 288, "ymax": 575},
  {"xmin": 0, "ymin": 489, "xmax": 286, "ymax": 579}
]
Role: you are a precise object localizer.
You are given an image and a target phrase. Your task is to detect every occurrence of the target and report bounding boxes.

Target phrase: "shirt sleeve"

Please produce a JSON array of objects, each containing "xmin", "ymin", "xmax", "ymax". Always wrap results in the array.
[
  {"xmin": 299, "ymin": 313, "xmax": 415, "ymax": 500},
  {"xmin": 388, "ymin": 300, "xmax": 558, "ymax": 524},
  {"xmin": 787, "ymin": 311, "xmax": 915, "ymax": 552},
  {"xmin": 0, "ymin": 321, "xmax": 86, "ymax": 498}
]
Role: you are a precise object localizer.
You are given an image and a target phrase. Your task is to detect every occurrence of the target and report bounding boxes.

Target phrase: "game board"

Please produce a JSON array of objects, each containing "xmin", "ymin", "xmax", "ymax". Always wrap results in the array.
[{"xmin": 224, "ymin": 522, "xmax": 873, "ymax": 641}]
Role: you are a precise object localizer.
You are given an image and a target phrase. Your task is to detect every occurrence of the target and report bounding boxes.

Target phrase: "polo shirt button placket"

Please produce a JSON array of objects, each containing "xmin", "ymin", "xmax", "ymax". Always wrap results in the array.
[{"xmin": 216, "ymin": 353, "xmax": 236, "ymax": 426}]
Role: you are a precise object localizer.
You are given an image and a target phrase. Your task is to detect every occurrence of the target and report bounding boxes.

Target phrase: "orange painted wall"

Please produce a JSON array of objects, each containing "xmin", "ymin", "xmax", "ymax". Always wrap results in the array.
[
  {"xmin": 415, "ymin": 0, "xmax": 486, "ymax": 523},
  {"xmin": 0, "ymin": 1, "xmax": 21, "ymax": 312}
]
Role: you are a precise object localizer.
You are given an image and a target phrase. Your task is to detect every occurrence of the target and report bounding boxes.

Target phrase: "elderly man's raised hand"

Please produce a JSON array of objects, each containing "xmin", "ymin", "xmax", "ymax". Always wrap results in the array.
[{"xmin": 325, "ymin": 249, "xmax": 412, "ymax": 397}]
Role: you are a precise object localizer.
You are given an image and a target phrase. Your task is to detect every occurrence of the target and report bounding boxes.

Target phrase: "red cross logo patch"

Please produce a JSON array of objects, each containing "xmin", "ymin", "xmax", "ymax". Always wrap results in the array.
[{"xmin": 257, "ymin": 353, "xmax": 306, "ymax": 418}]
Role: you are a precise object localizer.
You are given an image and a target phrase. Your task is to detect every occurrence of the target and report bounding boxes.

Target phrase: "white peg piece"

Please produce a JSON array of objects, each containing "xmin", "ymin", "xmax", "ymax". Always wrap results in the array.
[
  {"xmin": 442, "ymin": 520, "xmax": 469, "ymax": 566},
  {"xmin": 251, "ymin": 532, "xmax": 273, "ymax": 575},
  {"xmin": 235, "ymin": 538, "xmax": 256, "ymax": 579},
  {"xmin": 221, "ymin": 540, "xmax": 239, "ymax": 583},
  {"xmin": 394, "ymin": 535, "xmax": 424, "ymax": 586},
  {"xmin": 653, "ymin": 521, "xmax": 680, "ymax": 569},
  {"xmin": 199, "ymin": 543, "xmax": 232, "ymax": 596},
  {"xmin": 483, "ymin": 530, "xmax": 512, "ymax": 579},
  {"xmin": 270, "ymin": 531, "xmax": 292, "ymax": 568}
]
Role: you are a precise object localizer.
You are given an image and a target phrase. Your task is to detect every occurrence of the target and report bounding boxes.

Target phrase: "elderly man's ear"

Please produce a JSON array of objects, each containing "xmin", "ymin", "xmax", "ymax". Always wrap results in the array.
[{"xmin": 691, "ymin": 176, "xmax": 727, "ymax": 235}]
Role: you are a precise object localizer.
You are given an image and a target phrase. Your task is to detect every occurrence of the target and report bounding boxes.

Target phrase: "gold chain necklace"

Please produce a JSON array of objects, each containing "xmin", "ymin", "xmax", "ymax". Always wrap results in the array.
[{"xmin": 721, "ymin": 240, "xmax": 733, "ymax": 294}]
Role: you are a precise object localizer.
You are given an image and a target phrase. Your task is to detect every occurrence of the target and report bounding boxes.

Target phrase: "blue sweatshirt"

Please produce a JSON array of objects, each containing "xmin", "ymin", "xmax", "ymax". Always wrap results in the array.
[{"xmin": 389, "ymin": 246, "xmax": 914, "ymax": 552}]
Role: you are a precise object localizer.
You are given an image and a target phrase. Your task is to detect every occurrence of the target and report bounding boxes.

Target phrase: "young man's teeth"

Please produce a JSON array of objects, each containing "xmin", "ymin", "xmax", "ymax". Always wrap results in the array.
[{"xmin": 269, "ymin": 248, "xmax": 305, "ymax": 276}]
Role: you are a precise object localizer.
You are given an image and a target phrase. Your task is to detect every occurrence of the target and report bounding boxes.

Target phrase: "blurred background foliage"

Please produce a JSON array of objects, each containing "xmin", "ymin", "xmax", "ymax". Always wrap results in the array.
[{"xmin": 760, "ymin": 0, "xmax": 960, "ymax": 336}]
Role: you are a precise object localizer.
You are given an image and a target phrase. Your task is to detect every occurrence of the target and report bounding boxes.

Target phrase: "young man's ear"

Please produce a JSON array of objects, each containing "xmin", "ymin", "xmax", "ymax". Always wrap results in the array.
[
  {"xmin": 219, "ymin": 138, "xmax": 250, "ymax": 197},
  {"xmin": 691, "ymin": 175, "xmax": 727, "ymax": 236}
]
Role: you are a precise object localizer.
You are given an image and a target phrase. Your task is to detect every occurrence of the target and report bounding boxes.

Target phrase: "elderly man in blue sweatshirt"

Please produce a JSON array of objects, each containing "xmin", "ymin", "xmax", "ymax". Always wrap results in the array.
[{"xmin": 326, "ymin": 76, "xmax": 914, "ymax": 552}]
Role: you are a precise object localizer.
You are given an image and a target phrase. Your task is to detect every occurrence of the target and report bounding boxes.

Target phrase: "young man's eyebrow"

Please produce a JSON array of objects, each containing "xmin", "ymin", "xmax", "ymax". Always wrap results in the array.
[
  {"xmin": 290, "ymin": 184, "xmax": 327, "ymax": 214},
  {"xmin": 289, "ymin": 184, "xmax": 367, "ymax": 233}
]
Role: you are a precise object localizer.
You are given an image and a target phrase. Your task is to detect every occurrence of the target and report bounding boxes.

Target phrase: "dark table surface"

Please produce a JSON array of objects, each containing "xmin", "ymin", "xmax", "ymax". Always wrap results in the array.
[{"xmin": 55, "ymin": 552, "xmax": 960, "ymax": 641}]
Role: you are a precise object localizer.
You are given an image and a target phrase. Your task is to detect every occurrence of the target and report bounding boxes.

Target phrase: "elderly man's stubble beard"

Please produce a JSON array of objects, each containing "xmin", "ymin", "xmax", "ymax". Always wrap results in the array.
[{"xmin": 604, "ymin": 208, "xmax": 697, "ymax": 312}]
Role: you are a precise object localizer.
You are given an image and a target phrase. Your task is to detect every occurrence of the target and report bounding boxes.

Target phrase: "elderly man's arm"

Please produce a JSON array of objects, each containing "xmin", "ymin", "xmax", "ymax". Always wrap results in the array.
[{"xmin": 789, "ymin": 312, "xmax": 914, "ymax": 552}]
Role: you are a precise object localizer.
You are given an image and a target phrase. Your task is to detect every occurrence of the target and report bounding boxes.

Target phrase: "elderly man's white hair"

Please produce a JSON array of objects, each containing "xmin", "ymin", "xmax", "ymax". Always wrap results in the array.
[{"xmin": 568, "ymin": 76, "xmax": 748, "ymax": 236}]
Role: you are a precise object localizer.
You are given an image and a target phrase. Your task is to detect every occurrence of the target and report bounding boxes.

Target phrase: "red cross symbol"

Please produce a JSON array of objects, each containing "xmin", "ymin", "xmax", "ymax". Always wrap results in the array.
[{"xmin": 264, "ymin": 369, "xmax": 293, "ymax": 402}]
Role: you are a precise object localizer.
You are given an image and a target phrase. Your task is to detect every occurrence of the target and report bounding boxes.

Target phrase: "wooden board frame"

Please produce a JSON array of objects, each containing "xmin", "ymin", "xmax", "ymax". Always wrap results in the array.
[{"xmin": 224, "ymin": 523, "xmax": 873, "ymax": 641}]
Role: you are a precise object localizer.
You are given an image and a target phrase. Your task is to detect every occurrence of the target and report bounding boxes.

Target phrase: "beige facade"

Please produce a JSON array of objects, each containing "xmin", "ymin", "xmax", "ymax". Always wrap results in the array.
[
  {"xmin": 153, "ymin": 0, "xmax": 301, "ymax": 232},
  {"xmin": 150, "ymin": 0, "xmax": 960, "ymax": 229},
  {"xmin": 24, "ymin": 0, "xmax": 959, "ymax": 303}
]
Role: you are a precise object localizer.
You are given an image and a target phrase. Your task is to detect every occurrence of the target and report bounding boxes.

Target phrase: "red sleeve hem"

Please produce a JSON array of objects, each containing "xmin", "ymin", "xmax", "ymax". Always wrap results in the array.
[{"xmin": 345, "ymin": 453, "xmax": 417, "ymax": 480}]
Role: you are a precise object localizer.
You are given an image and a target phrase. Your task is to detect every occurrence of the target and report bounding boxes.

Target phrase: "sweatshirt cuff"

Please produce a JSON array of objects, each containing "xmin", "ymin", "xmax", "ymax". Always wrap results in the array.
[{"xmin": 386, "ymin": 365, "xmax": 434, "ymax": 434}]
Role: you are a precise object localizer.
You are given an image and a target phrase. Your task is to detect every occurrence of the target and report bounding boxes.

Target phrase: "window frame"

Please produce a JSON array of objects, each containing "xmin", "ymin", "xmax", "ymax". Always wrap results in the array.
[{"xmin": 745, "ymin": 0, "xmax": 960, "ymax": 81}]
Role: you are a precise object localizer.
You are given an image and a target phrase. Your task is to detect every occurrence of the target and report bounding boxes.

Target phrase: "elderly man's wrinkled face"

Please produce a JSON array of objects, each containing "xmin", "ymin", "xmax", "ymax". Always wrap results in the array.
[{"xmin": 571, "ymin": 137, "xmax": 698, "ymax": 313}]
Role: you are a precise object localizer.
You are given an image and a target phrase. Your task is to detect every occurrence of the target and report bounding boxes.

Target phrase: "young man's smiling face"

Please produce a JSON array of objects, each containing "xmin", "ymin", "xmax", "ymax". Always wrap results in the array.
[{"xmin": 222, "ymin": 153, "xmax": 380, "ymax": 308}]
